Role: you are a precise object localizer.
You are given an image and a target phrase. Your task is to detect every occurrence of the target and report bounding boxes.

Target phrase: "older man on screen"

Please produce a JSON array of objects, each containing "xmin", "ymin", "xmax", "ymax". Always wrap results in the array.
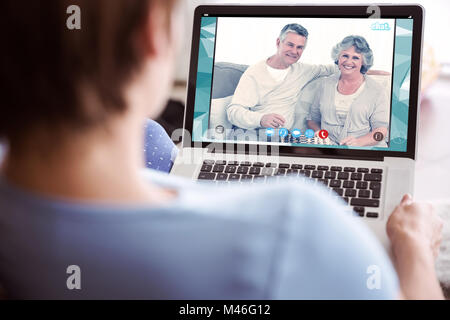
[{"xmin": 226, "ymin": 23, "xmax": 339, "ymax": 131}]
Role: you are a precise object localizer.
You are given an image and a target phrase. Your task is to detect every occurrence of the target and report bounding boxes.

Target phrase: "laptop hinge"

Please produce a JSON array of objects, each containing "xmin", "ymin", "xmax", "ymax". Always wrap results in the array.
[{"xmin": 206, "ymin": 145, "xmax": 385, "ymax": 162}]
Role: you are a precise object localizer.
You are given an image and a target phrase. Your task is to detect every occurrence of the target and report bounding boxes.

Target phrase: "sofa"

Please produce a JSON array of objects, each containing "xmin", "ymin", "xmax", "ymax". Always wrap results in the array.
[{"xmin": 209, "ymin": 62, "xmax": 391, "ymax": 140}]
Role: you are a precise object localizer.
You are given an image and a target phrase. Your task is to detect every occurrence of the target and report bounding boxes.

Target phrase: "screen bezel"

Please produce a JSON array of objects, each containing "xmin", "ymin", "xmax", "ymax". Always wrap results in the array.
[{"xmin": 183, "ymin": 5, "xmax": 423, "ymax": 161}]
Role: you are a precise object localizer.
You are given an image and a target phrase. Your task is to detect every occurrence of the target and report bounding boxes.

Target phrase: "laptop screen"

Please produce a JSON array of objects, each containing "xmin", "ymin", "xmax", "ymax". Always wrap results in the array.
[{"xmin": 190, "ymin": 13, "xmax": 416, "ymax": 153}]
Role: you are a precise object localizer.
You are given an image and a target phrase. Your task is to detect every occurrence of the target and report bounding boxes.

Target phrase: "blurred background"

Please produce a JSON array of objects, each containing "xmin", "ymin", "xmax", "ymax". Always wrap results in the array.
[
  {"xmin": 165, "ymin": 0, "xmax": 450, "ymax": 202},
  {"xmin": 172, "ymin": 0, "xmax": 450, "ymax": 84}
]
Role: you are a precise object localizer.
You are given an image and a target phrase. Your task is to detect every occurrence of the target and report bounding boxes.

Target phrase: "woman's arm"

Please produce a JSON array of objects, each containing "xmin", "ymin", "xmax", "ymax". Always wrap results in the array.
[
  {"xmin": 305, "ymin": 80, "xmax": 323, "ymax": 132},
  {"xmin": 341, "ymin": 82, "xmax": 390, "ymax": 147},
  {"xmin": 340, "ymin": 127, "xmax": 388, "ymax": 147}
]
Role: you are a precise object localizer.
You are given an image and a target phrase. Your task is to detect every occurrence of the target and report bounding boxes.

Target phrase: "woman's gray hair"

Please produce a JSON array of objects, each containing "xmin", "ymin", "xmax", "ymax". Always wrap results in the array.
[{"xmin": 331, "ymin": 35, "xmax": 374, "ymax": 74}]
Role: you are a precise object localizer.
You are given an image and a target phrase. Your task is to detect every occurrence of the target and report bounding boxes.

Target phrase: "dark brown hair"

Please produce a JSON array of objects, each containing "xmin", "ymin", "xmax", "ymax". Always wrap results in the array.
[{"xmin": 0, "ymin": 0, "xmax": 177, "ymax": 144}]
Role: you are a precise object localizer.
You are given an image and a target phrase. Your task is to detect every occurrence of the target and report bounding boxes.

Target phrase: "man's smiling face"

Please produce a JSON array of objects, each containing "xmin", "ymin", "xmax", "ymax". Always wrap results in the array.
[{"xmin": 276, "ymin": 32, "xmax": 307, "ymax": 67}]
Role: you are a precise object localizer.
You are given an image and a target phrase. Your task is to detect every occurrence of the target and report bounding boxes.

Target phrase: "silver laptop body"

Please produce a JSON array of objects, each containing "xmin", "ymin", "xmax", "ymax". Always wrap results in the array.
[{"xmin": 171, "ymin": 4, "xmax": 424, "ymax": 250}]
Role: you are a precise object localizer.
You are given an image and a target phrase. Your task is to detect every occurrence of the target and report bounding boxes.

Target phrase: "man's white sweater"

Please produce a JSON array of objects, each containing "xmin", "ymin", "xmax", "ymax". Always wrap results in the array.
[{"xmin": 227, "ymin": 60, "xmax": 337, "ymax": 130}]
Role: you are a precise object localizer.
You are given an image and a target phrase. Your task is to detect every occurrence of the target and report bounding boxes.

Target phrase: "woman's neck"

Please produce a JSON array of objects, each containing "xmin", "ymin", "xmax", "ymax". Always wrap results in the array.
[
  {"xmin": 1, "ymin": 114, "xmax": 174, "ymax": 205},
  {"xmin": 338, "ymin": 73, "xmax": 365, "ymax": 94}
]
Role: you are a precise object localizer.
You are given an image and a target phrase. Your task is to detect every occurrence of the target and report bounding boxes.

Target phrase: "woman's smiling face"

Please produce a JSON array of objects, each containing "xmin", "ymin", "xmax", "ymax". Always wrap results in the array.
[{"xmin": 338, "ymin": 46, "xmax": 364, "ymax": 75}]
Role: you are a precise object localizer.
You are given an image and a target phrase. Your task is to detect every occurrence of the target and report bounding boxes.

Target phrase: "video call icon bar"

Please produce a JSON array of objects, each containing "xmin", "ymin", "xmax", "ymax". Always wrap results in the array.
[{"xmin": 265, "ymin": 128, "xmax": 331, "ymax": 145}]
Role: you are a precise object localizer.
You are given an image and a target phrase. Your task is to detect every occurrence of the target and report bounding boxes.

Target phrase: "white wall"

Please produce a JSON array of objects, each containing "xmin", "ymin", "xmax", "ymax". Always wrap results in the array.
[
  {"xmin": 176, "ymin": 0, "xmax": 450, "ymax": 81},
  {"xmin": 214, "ymin": 17, "xmax": 395, "ymax": 71}
]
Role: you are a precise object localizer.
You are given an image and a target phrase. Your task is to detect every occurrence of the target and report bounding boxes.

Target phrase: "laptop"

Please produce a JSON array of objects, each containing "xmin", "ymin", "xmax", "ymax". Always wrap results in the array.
[{"xmin": 171, "ymin": 4, "xmax": 424, "ymax": 250}]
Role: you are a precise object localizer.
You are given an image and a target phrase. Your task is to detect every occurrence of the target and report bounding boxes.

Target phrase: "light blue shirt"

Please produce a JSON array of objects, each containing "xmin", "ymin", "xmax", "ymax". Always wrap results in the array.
[{"xmin": 0, "ymin": 170, "xmax": 398, "ymax": 299}]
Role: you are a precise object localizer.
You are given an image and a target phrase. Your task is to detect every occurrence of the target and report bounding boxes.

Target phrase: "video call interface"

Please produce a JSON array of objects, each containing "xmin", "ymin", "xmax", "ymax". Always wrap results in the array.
[{"xmin": 196, "ymin": 16, "xmax": 414, "ymax": 151}]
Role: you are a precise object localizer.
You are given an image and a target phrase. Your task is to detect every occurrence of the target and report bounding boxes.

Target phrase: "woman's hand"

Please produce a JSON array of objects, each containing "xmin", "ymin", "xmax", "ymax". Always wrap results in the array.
[
  {"xmin": 387, "ymin": 195, "xmax": 445, "ymax": 300},
  {"xmin": 387, "ymin": 194, "xmax": 444, "ymax": 260}
]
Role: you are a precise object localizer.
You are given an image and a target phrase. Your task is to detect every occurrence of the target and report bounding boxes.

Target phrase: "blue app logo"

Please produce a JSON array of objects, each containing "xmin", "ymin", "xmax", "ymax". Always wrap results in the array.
[
  {"xmin": 371, "ymin": 22, "xmax": 391, "ymax": 31},
  {"xmin": 278, "ymin": 128, "xmax": 289, "ymax": 138},
  {"xmin": 291, "ymin": 129, "xmax": 302, "ymax": 138},
  {"xmin": 305, "ymin": 129, "xmax": 315, "ymax": 139},
  {"xmin": 265, "ymin": 128, "xmax": 275, "ymax": 137}
]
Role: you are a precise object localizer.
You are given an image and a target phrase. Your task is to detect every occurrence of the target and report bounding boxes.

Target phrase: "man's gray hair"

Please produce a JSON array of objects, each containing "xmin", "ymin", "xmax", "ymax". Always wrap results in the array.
[
  {"xmin": 331, "ymin": 35, "xmax": 374, "ymax": 74},
  {"xmin": 279, "ymin": 23, "xmax": 309, "ymax": 42}
]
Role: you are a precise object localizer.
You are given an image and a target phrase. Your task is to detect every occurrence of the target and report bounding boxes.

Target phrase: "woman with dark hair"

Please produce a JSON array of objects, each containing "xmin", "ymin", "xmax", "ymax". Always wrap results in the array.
[
  {"xmin": 0, "ymin": 1, "xmax": 443, "ymax": 299},
  {"xmin": 307, "ymin": 35, "xmax": 389, "ymax": 147}
]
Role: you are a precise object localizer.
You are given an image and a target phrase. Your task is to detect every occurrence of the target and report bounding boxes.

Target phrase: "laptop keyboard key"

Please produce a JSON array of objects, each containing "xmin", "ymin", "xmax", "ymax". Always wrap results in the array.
[
  {"xmin": 203, "ymin": 160, "xmax": 215, "ymax": 165},
  {"xmin": 372, "ymin": 189, "xmax": 381, "ymax": 199},
  {"xmin": 304, "ymin": 165, "xmax": 316, "ymax": 170},
  {"xmin": 215, "ymin": 160, "xmax": 226, "ymax": 165},
  {"xmin": 198, "ymin": 172, "xmax": 216, "ymax": 180},
  {"xmin": 343, "ymin": 181, "xmax": 355, "ymax": 188},
  {"xmin": 356, "ymin": 181, "xmax": 368, "ymax": 189},
  {"xmin": 371, "ymin": 169, "xmax": 383, "ymax": 174},
  {"xmin": 370, "ymin": 182, "xmax": 382, "ymax": 190},
  {"xmin": 225, "ymin": 166, "xmax": 237, "ymax": 174},
  {"xmin": 212, "ymin": 165, "xmax": 225, "ymax": 173},
  {"xmin": 350, "ymin": 198, "xmax": 380, "ymax": 208},
  {"xmin": 200, "ymin": 164, "xmax": 213, "ymax": 172},
  {"xmin": 240, "ymin": 161, "xmax": 252, "ymax": 166},
  {"xmin": 345, "ymin": 189, "xmax": 357, "ymax": 197},
  {"xmin": 228, "ymin": 174, "xmax": 240, "ymax": 181},
  {"xmin": 358, "ymin": 190, "xmax": 371, "ymax": 198},
  {"xmin": 253, "ymin": 162, "xmax": 265, "ymax": 167},
  {"xmin": 333, "ymin": 188, "xmax": 344, "ymax": 196},
  {"xmin": 312, "ymin": 171, "xmax": 323, "ymax": 179},
  {"xmin": 344, "ymin": 167, "xmax": 356, "ymax": 172},
  {"xmin": 216, "ymin": 173, "xmax": 228, "ymax": 181},
  {"xmin": 367, "ymin": 212, "xmax": 379, "ymax": 218},
  {"xmin": 279, "ymin": 163, "xmax": 290, "ymax": 169},
  {"xmin": 318, "ymin": 166, "xmax": 329, "ymax": 171},
  {"xmin": 338, "ymin": 172, "xmax": 349, "ymax": 180},
  {"xmin": 249, "ymin": 167, "xmax": 261, "ymax": 175},
  {"xmin": 300, "ymin": 170, "xmax": 311, "ymax": 177},
  {"xmin": 228, "ymin": 161, "xmax": 239, "ymax": 166},
  {"xmin": 354, "ymin": 207, "xmax": 365, "ymax": 217},
  {"xmin": 364, "ymin": 174, "xmax": 382, "ymax": 182},
  {"xmin": 351, "ymin": 173, "xmax": 363, "ymax": 181},
  {"xmin": 331, "ymin": 166, "xmax": 343, "ymax": 171},
  {"xmin": 241, "ymin": 175, "xmax": 253, "ymax": 181},
  {"xmin": 291, "ymin": 164, "xmax": 303, "ymax": 170},
  {"xmin": 237, "ymin": 167, "xmax": 249, "ymax": 174},
  {"xmin": 330, "ymin": 180, "xmax": 341, "ymax": 188},
  {"xmin": 325, "ymin": 171, "xmax": 336, "ymax": 179}
]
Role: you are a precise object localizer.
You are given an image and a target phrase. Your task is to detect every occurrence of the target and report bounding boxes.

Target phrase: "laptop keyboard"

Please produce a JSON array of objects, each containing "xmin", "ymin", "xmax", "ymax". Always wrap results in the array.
[{"xmin": 198, "ymin": 159, "xmax": 384, "ymax": 219}]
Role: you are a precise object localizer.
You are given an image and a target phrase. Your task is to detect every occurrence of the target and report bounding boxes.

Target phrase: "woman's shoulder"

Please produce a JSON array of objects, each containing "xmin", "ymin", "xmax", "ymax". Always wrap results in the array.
[
  {"xmin": 318, "ymin": 73, "xmax": 340, "ymax": 85},
  {"xmin": 309, "ymin": 74, "xmax": 339, "ymax": 92},
  {"xmin": 364, "ymin": 75, "xmax": 385, "ymax": 91}
]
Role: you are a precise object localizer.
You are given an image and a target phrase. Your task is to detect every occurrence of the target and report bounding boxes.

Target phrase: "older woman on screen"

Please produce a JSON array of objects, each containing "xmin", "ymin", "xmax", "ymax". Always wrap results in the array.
[{"xmin": 307, "ymin": 35, "xmax": 389, "ymax": 147}]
